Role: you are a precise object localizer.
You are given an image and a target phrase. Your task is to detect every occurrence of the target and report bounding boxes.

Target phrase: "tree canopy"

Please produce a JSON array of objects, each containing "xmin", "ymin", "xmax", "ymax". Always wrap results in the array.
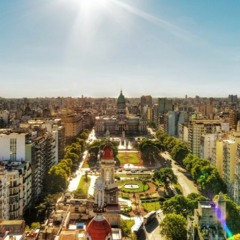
[
  {"xmin": 182, "ymin": 154, "xmax": 227, "ymax": 197},
  {"xmin": 162, "ymin": 195, "xmax": 191, "ymax": 217},
  {"xmin": 138, "ymin": 138, "xmax": 162, "ymax": 166},
  {"xmin": 162, "ymin": 193, "xmax": 208, "ymax": 217},
  {"xmin": 153, "ymin": 167, "xmax": 177, "ymax": 187},
  {"xmin": 160, "ymin": 213, "xmax": 187, "ymax": 240}
]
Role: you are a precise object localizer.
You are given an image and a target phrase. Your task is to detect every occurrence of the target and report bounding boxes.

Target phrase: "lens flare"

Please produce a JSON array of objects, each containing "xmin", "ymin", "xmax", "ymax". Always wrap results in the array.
[{"xmin": 214, "ymin": 203, "xmax": 233, "ymax": 239}]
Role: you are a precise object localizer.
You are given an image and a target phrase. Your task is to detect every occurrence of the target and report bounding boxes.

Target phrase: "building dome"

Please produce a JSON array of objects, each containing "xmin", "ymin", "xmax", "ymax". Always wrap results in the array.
[
  {"xmin": 117, "ymin": 90, "xmax": 126, "ymax": 105},
  {"xmin": 85, "ymin": 215, "xmax": 112, "ymax": 240}
]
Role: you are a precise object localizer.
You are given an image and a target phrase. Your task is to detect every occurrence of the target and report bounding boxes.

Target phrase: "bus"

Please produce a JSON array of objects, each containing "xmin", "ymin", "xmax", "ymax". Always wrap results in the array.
[{"xmin": 143, "ymin": 211, "xmax": 157, "ymax": 225}]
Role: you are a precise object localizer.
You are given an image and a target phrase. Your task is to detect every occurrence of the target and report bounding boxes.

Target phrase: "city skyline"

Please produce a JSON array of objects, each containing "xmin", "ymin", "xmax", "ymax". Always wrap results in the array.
[{"xmin": 1, "ymin": 0, "xmax": 240, "ymax": 98}]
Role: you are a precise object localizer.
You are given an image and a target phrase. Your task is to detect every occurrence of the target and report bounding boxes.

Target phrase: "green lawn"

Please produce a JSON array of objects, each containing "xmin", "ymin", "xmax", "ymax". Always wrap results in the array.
[
  {"xmin": 141, "ymin": 201, "xmax": 161, "ymax": 212},
  {"xmin": 73, "ymin": 176, "xmax": 90, "ymax": 198},
  {"xmin": 116, "ymin": 173, "xmax": 151, "ymax": 178},
  {"xmin": 117, "ymin": 152, "xmax": 140, "ymax": 164},
  {"xmin": 119, "ymin": 180, "xmax": 149, "ymax": 193}
]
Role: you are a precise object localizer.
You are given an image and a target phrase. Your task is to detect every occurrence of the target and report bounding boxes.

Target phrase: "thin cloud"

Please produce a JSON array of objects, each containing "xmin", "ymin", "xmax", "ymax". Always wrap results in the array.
[{"xmin": 110, "ymin": 0, "xmax": 194, "ymax": 41}]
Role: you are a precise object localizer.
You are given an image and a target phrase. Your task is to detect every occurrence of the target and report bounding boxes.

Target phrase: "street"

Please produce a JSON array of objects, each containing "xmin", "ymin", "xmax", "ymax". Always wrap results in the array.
[{"xmin": 161, "ymin": 152, "xmax": 199, "ymax": 196}]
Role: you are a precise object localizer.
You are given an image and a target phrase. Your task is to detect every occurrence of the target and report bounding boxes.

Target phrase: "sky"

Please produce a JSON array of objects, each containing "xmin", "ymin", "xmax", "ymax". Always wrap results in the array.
[{"xmin": 1, "ymin": 0, "xmax": 240, "ymax": 98}]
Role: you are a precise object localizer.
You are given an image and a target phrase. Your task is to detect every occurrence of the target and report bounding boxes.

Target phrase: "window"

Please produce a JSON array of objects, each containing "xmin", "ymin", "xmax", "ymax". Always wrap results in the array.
[{"xmin": 10, "ymin": 138, "xmax": 17, "ymax": 161}]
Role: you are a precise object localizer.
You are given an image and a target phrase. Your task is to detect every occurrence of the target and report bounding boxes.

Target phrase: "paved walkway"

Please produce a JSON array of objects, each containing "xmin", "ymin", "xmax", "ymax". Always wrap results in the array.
[
  {"xmin": 88, "ymin": 175, "xmax": 98, "ymax": 197},
  {"xmin": 68, "ymin": 153, "xmax": 87, "ymax": 192}
]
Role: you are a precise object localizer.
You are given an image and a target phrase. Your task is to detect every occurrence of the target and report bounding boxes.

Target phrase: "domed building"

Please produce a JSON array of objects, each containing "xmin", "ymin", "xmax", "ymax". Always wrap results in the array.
[
  {"xmin": 85, "ymin": 215, "xmax": 112, "ymax": 240},
  {"xmin": 95, "ymin": 91, "xmax": 147, "ymax": 136}
]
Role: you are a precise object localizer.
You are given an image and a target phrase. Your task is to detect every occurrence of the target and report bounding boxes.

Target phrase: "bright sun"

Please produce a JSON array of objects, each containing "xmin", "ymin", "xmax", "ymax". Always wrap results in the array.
[{"xmin": 76, "ymin": 0, "xmax": 108, "ymax": 15}]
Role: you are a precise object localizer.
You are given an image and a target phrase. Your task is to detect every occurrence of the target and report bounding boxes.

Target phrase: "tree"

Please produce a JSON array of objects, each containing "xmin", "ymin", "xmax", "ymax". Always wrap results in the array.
[
  {"xmin": 139, "ymin": 138, "xmax": 160, "ymax": 166},
  {"xmin": 160, "ymin": 213, "xmax": 187, "ymax": 240},
  {"xmin": 58, "ymin": 161, "xmax": 71, "ymax": 177},
  {"xmin": 76, "ymin": 138, "xmax": 86, "ymax": 150},
  {"xmin": 199, "ymin": 168, "xmax": 227, "ymax": 197},
  {"xmin": 31, "ymin": 222, "xmax": 40, "ymax": 229},
  {"xmin": 153, "ymin": 167, "xmax": 177, "ymax": 189},
  {"xmin": 182, "ymin": 154, "xmax": 202, "ymax": 172},
  {"xmin": 186, "ymin": 193, "xmax": 208, "ymax": 214},
  {"xmin": 79, "ymin": 129, "xmax": 90, "ymax": 140},
  {"xmin": 61, "ymin": 158, "xmax": 73, "ymax": 172},
  {"xmin": 66, "ymin": 142, "xmax": 81, "ymax": 156},
  {"xmin": 191, "ymin": 159, "xmax": 210, "ymax": 181},
  {"xmin": 162, "ymin": 195, "xmax": 191, "ymax": 217},
  {"xmin": 64, "ymin": 151, "xmax": 79, "ymax": 165},
  {"xmin": 46, "ymin": 166, "xmax": 68, "ymax": 193},
  {"xmin": 35, "ymin": 193, "xmax": 60, "ymax": 221},
  {"xmin": 156, "ymin": 130, "xmax": 168, "ymax": 143},
  {"xmin": 120, "ymin": 219, "xmax": 134, "ymax": 238},
  {"xmin": 171, "ymin": 143, "xmax": 189, "ymax": 165}
]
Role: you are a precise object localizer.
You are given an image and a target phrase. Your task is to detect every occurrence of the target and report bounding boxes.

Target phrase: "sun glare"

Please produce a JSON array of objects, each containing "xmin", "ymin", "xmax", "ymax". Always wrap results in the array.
[{"xmin": 76, "ymin": 0, "xmax": 108, "ymax": 15}]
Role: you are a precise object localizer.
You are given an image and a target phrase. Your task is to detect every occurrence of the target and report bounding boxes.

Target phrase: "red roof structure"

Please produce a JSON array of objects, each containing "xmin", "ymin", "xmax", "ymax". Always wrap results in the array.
[
  {"xmin": 102, "ymin": 146, "xmax": 113, "ymax": 160},
  {"xmin": 85, "ymin": 215, "xmax": 112, "ymax": 240}
]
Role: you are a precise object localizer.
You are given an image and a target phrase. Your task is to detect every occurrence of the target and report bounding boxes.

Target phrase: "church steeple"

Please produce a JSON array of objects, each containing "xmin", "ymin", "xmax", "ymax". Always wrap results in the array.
[{"xmin": 98, "ymin": 144, "xmax": 118, "ymax": 205}]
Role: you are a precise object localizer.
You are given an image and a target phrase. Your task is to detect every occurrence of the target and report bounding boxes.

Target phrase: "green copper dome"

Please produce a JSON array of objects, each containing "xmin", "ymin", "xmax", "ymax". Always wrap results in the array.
[{"xmin": 117, "ymin": 90, "xmax": 126, "ymax": 104}]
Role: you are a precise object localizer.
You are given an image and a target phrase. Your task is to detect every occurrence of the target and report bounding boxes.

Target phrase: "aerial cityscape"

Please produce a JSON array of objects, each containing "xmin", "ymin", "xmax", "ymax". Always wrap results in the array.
[
  {"xmin": 1, "ymin": 0, "xmax": 240, "ymax": 240},
  {"xmin": 0, "ymin": 92, "xmax": 240, "ymax": 240}
]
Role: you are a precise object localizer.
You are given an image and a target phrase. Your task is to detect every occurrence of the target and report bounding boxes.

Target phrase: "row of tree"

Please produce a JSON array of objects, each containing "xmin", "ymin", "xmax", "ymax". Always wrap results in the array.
[
  {"xmin": 45, "ymin": 129, "xmax": 90, "ymax": 194},
  {"xmin": 25, "ymin": 129, "xmax": 90, "ymax": 225},
  {"xmin": 154, "ymin": 130, "xmax": 227, "ymax": 197},
  {"xmin": 153, "ymin": 130, "xmax": 240, "ymax": 237},
  {"xmin": 155, "ymin": 130, "xmax": 189, "ymax": 163},
  {"xmin": 183, "ymin": 154, "xmax": 227, "ymax": 198}
]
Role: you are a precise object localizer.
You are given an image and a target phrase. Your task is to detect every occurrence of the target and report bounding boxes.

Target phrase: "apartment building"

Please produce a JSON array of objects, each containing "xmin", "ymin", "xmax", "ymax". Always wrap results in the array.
[
  {"xmin": 234, "ymin": 144, "xmax": 240, "ymax": 204},
  {"xmin": 158, "ymin": 98, "xmax": 173, "ymax": 114},
  {"xmin": 0, "ymin": 130, "xmax": 26, "ymax": 162},
  {"xmin": 21, "ymin": 119, "xmax": 65, "ymax": 162},
  {"xmin": 0, "ymin": 127, "xmax": 57, "ymax": 216},
  {"xmin": 188, "ymin": 120, "xmax": 223, "ymax": 157},
  {"xmin": 0, "ymin": 163, "xmax": 9, "ymax": 219},
  {"xmin": 0, "ymin": 161, "xmax": 32, "ymax": 220},
  {"xmin": 61, "ymin": 114, "xmax": 83, "ymax": 140},
  {"xmin": 27, "ymin": 130, "xmax": 56, "ymax": 203},
  {"xmin": 211, "ymin": 137, "xmax": 224, "ymax": 178},
  {"xmin": 199, "ymin": 133, "xmax": 216, "ymax": 160},
  {"xmin": 222, "ymin": 133, "xmax": 240, "ymax": 197},
  {"xmin": 167, "ymin": 111, "xmax": 186, "ymax": 137}
]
